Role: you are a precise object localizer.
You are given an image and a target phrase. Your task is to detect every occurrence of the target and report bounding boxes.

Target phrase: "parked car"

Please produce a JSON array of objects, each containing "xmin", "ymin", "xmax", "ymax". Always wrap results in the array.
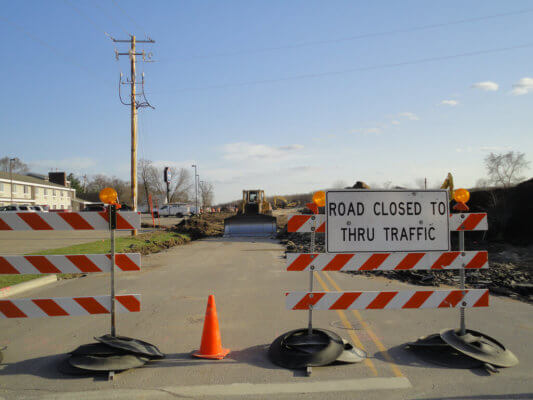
[
  {"xmin": 82, "ymin": 204, "xmax": 106, "ymax": 212},
  {"xmin": 0, "ymin": 204, "xmax": 36, "ymax": 212},
  {"xmin": 31, "ymin": 205, "xmax": 48, "ymax": 212},
  {"xmin": 154, "ymin": 203, "xmax": 191, "ymax": 218}
]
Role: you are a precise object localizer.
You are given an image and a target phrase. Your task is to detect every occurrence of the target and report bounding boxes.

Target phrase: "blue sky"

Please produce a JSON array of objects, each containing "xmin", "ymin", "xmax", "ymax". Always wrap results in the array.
[{"xmin": 1, "ymin": 0, "xmax": 532, "ymax": 202}]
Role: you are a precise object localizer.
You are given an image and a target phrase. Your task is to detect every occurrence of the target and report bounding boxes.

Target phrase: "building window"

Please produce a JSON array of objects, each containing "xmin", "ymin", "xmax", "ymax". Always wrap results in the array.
[
  {"xmin": 44, "ymin": 189, "xmax": 48, "ymax": 196},
  {"xmin": 12, "ymin": 184, "xmax": 16, "ymax": 192},
  {"xmin": 35, "ymin": 187, "xmax": 39, "ymax": 195},
  {"xmin": 53, "ymin": 190, "xmax": 57, "ymax": 197},
  {"xmin": 24, "ymin": 185, "xmax": 29, "ymax": 194}
]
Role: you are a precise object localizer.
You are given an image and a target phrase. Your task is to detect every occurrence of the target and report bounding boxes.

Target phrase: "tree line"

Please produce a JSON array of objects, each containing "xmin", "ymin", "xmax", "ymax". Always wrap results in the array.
[{"xmin": 0, "ymin": 157, "xmax": 215, "ymax": 207}]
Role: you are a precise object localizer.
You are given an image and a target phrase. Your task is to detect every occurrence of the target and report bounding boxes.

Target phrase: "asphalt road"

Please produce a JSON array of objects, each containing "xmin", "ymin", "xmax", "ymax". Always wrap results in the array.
[{"xmin": 0, "ymin": 238, "xmax": 531, "ymax": 399}]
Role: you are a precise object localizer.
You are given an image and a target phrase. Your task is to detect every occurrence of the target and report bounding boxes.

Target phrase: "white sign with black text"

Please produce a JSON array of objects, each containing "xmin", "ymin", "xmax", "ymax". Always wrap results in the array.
[{"xmin": 326, "ymin": 190, "xmax": 450, "ymax": 253}]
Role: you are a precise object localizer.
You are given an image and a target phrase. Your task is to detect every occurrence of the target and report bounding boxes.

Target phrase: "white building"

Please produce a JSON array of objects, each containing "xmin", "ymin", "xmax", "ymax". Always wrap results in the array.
[{"xmin": 0, "ymin": 171, "xmax": 76, "ymax": 210}]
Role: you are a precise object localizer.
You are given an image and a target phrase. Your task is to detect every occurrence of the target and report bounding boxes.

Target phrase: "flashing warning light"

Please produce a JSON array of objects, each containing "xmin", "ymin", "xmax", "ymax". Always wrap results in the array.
[
  {"xmin": 99, "ymin": 187, "xmax": 118, "ymax": 205},
  {"xmin": 312, "ymin": 191, "xmax": 326, "ymax": 207},
  {"xmin": 453, "ymin": 188, "xmax": 470, "ymax": 204}
]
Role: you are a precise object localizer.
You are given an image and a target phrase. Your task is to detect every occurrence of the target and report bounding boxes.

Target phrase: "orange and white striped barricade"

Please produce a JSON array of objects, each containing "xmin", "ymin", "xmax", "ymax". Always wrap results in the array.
[
  {"xmin": 0, "ymin": 211, "xmax": 140, "ymax": 231},
  {"xmin": 0, "ymin": 208, "xmax": 143, "ymax": 370},
  {"xmin": 287, "ymin": 212, "xmax": 488, "ymax": 234},
  {"xmin": 0, "ymin": 295, "xmax": 141, "ymax": 318},
  {"xmin": 276, "ymin": 189, "xmax": 516, "ymax": 372}
]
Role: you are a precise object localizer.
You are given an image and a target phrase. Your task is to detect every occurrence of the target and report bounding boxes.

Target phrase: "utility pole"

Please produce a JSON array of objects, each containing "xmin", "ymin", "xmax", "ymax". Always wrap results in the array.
[{"xmin": 112, "ymin": 34, "xmax": 155, "ymax": 235}]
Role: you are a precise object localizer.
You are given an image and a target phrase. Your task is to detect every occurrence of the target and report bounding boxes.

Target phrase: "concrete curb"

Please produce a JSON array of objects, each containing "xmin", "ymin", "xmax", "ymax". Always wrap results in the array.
[{"xmin": 0, "ymin": 275, "xmax": 58, "ymax": 299}]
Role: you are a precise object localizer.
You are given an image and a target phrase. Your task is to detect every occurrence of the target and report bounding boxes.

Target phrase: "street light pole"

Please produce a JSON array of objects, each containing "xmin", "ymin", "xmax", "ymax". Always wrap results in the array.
[
  {"xmin": 199, "ymin": 180, "xmax": 205, "ymax": 209},
  {"xmin": 9, "ymin": 158, "xmax": 15, "ymax": 205},
  {"xmin": 192, "ymin": 165, "xmax": 198, "ymax": 215}
]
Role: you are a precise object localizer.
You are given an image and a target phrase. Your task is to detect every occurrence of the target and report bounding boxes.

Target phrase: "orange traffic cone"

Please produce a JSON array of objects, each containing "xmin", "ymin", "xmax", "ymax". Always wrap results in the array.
[{"xmin": 192, "ymin": 295, "xmax": 230, "ymax": 359}]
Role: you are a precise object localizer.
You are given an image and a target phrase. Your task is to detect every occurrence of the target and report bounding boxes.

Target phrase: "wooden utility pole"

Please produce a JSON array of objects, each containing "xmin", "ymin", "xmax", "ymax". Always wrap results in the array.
[
  {"xmin": 113, "ymin": 34, "xmax": 155, "ymax": 235},
  {"xmin": 130, "ymin": 36, "xmax": 137, "ymax": 219}
]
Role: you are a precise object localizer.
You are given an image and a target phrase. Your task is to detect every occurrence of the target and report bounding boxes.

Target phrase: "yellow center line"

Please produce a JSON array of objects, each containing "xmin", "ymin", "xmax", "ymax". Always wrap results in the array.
[
  {"xmin": 314, "ymin": 271, "xmax": 378, "ymax": 377},
  {"xmin": 321, "ymin": 271, "xmax": 404, "ymax": 378}
]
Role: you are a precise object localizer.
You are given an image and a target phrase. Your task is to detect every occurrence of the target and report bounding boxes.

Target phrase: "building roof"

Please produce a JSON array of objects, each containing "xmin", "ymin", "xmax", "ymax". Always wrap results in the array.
[{"xmin": 0, "ymin": 171, "xmax": 71, "ymax": 189}]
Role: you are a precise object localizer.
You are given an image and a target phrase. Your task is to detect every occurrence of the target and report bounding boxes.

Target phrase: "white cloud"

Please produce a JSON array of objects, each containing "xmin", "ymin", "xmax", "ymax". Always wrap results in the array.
[
  {"xmin": 440, "ymin": 99, "xmax": 459, "ymax": 106},
  {"xmin": 480, "ymin": 146, "xmax": 511, "ymax": 152},
  {"xmin": 398, "ymin": 112, "xmax": 419, "ymax": 121},
  {"xmin": 221, "ymin": 142, "xmax": 304, "ymax": 161},
  {"xmin": 471, "ymin": 81, "xmax": 499, "ymax": 91},
  {"xmin": 391, "ymin": 120, "xmax": 400, "ymax": 125},
  {"xmin": 352, "ymin": 127, "xmax": 382, "ymax": 135},
  {"xmin": 510, "ymin": 77, "xmax": 533, "ymax": 95}
]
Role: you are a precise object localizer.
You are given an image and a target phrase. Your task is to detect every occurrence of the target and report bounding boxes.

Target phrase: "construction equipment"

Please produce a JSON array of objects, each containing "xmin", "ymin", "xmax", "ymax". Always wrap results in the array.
[
  {"xmin": 272, "ymin": 196, "xmax": 300, "ymax": 209},
  {"xmin": 223, "ymin": 190, "xmax": 277, "ymax": 237},
  {"xmin": 441, "ymin": 172, "xmax": 454, "ymax": 199}
]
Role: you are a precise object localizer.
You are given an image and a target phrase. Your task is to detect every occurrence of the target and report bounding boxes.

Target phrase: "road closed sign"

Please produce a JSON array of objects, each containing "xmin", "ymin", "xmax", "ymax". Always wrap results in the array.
[{"xmin": 326, "ymin": 190, "xmax": 450, "ymax": 253}]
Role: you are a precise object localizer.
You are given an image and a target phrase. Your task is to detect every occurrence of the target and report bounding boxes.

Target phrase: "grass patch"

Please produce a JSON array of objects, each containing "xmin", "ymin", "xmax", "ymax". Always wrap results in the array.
[
  {"xmin": 0, "ymin": 231, "xmax": 191, "ymax": 289},
  {"xmin": 33, "ymin": 231, "xmax": 190, "ymax": 256},
  {"xmin": 0, "ymin": 274, "xmax": 43, "ymax": 289}
]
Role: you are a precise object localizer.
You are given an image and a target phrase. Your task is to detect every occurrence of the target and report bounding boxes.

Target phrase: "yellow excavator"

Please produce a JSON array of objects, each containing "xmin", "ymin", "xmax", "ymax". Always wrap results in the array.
[
  {"xmin": 272, "ymin": 196, "xmax": 300, "ymax": 209},
  {"xmin": 223, "ymin": 190, "xmax": 277, "ymax": 237},
  {"xmin": 441, "ymin": 172, "xmax": 454, "ymax": 200}
]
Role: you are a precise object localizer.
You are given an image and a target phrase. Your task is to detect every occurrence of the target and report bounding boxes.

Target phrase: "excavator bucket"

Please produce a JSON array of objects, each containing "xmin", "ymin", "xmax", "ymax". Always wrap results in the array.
[{"xmin": 223, "ymin": 214, "xmax": 277, "ymax": 238}]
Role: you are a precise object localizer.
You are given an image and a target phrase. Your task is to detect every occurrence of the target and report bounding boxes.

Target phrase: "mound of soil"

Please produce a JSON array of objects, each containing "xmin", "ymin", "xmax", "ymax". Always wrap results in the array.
[{"xmin": 173, "ymin": 213, "xmax": 232, "ymax": 239}]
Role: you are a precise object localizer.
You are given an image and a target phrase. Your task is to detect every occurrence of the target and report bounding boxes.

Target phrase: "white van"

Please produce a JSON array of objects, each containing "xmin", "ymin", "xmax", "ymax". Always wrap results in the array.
[{"xmin": 154, "ymin": 203, "xmax": 191, "ymax": 218}]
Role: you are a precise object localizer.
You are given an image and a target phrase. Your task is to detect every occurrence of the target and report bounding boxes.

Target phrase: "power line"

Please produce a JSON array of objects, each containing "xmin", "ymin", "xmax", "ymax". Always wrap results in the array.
[
  {"xmin": 166, "ymin": 8, "xmax": 533, "ymax": 61},
  {"xmin": 110, "ymin": 0, "xmax": 147, "ymax": 38},
  {"xmin": 153, "ymin": 42, "xmax": 533, "ymax": 92},
  {"xmin": 92, "ymin": 0, "xmax": 130, "ymax": 36},
  {"xmin": 61, "ymin": 0, "xmax": 109, "ymax": 37}
]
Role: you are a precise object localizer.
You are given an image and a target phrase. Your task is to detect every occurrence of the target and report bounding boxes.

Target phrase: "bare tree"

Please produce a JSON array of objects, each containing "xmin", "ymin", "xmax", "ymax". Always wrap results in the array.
[
  {"xmin": 414, "ymin": 178, "xmax": 427, "ymax": 189},
  {"xmin": 331, "ymin": 180, "xmax": 348, "ymax": 189},
  {"xmin": 199, "ymin": 181, "xmax": 215, "ymax": 207},
  {"xmin": 0, "ymin": 157, "xmax": 29, "ymax": 173},
  {"xmin": 138, "ymin": 159, "xmax": 159, "ymax": 206},
  {"xmin": 85, "ymin": 175, "xmax": 131, "ymax": 204},
  {"xmin": 168, "ymin": 167, "xmax": 193, "ymax": 202},
  {"xmin": 485, "ymin": 151, "xmax": 530, "ymax": 187}
]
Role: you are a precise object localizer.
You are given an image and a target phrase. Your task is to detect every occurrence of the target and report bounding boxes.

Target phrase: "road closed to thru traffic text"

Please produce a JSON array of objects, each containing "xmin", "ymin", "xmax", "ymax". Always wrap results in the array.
[{"xmin": 326, "ymin": 190, "xmax": 450, "ymax": 253}]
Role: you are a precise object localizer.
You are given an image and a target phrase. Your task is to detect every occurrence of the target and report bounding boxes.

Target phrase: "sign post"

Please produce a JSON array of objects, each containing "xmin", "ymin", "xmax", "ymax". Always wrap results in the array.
[
  {"xmin": 109, "ymin": 204, "xmax": 117, "ymax": 337},
  {"xmin": 308, "ymin": 216, "xmax": 316, "ymax": 336}
]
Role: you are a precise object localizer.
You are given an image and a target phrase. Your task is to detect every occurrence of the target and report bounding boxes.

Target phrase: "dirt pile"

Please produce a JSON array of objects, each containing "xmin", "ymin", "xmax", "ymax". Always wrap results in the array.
[
  {"xmin": 468, "ymin": 178, "xmax": 533, "ymax": 244},
  {"xmin": 173, "ymin": 213, "xmax": 232, "ymax": 239}
]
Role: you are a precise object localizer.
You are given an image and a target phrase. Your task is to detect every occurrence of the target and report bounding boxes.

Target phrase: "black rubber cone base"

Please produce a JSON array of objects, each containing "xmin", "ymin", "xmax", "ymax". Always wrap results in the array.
[
  {"xmin": 68, "ymin": 354, "xmax": 147, "ymax": 372},
  {"xmin": 70, "ymin": 343, "xmax": 129, "ymax": 357},
  {"xmin": 269, "ymin": 328, "xmax": 344, "ymax": 369},
  {"xmin": 407, "ymin": 344, "xmax": 484, "ymax": 369},
  {"xmin": 406, "ymin": 333, "xmax": 449, "ymax": 349},
  {"xmin": 57, "ymin": 356, "xmax": 108, "ymax": 376},
  {"xmin": 440, "ymin": 329, "xmax": 519, "ymax": 368},
  {"xmin": 95, "ymin": 335, "xmax": 165, "ymax": 360},
  {"xmin": 335, "ymin": 339, "xmax": 366, "ymax": 364}
]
